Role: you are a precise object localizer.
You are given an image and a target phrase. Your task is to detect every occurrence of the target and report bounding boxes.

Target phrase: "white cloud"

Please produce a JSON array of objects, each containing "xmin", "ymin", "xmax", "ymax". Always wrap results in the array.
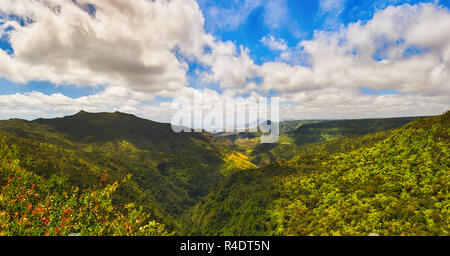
[
  {"xmin": 251, "ymin": 3, "xmax": 450, "ymax": 98},
  {"xmin": 0, "ymin": 0, "xmax": 212, "ymax": 93},
  {"xmin": 297, "ymin": 3, "xmax": 450, "ymax": 96},
  {"xmin": 0, "ymin": 86, "xmax": 178, "ymax": 122},
  {"xmin": 260, "ymin": 35, "xmax": 288, "ymax": 51},
  {"xmin": 263, "ymin": 0, "xmax": 289, "ymax": 29},
  {"xmin": 199, "ymin": 0, "xmax": 263, "ymax": 31},
  {"xmin": 278, "ymin": 87, "xmax": 449, "ymax": 120},
  {"xmin": 319, "ymin": 0, "xmax": 346, "ymax": 13},
  {"xmin": 318, "ymin": 0, "xmax": 346, "ymax": 29},
  {"xmin": 0, "ymin": 86, "xmax": 148, "ymax": 114},
  {"xmin": 199, "ymin": 43, "xmax": 259, "ymax": 89}
]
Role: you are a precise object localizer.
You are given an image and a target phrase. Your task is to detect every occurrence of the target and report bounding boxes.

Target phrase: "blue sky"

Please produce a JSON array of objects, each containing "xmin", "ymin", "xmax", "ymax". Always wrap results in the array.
[
  {"xmin": 197, "ymin": 0, "xmax": 449, "ymax": 64},
  {"xmin": 0, "ymin": 0, "xmax": 449, "ymax": 120}
]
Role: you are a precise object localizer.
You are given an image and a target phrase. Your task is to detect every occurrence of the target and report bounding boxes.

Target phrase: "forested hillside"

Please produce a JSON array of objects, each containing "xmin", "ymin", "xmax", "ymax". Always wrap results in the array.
[
  {"xmin": 290, "ymin": 116, "xmax": 421, "ymax": 145},
  {"xmin": 0, "ymin": 111, "xmax": 447, "ymax": 236},
  {"xmin": 0, "ymin": 140, "xmax": 168, "ymax": 236},
  {"xmin": 187, "ymin": 112, "xmax": 449, "ymax": 235},
  {"xmin": 0, "ymin": 111, "xmax": 235, "ymax": 232},
  {"xmin": 247, "ymin": 116, "xmax": 421, "ymax": 165}
]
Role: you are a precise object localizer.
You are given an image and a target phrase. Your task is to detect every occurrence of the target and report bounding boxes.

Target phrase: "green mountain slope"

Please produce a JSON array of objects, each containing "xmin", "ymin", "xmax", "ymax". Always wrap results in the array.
[
  {"xmin": 187, "ymin": 112, "xmax": 449, "ymax": 235},
  {"xmin": 249, "ymin": 116, "xmax": 421, "ymax": 165},
  {"xmin": 1, "ymin": 111, "xmax": 447, "ymax": 236},
  {"xmin": 32, "ymin": 110, "xmax": 221, "ymax": 159},
  {"xmin": 0, "ymin": 111, "xmax": 234, "ymax": 232},
  {"xmin": 291, "ymin": 116, "xmax": 421, "ymax": 145},
  {"xmin": 213, "ymin": 120, "xmax": 321, "ymax": 153},
  {"xmin": 0, "ymin": 140, "xmax": 169, "ymax": 236}
]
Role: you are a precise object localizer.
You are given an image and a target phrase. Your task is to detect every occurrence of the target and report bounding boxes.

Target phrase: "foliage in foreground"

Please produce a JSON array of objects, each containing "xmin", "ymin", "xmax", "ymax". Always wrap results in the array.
[
  {"xmin": 0, "ymin": 111, "xmax": 229, "ymax": 231},
  {"xmin": 0, "ymin": 142, "xmax": 169, "ymax": 236}
]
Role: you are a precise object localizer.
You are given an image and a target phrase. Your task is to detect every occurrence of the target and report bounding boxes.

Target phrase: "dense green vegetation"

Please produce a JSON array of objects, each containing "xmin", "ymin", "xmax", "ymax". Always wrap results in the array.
[
  {"xmin": 0, "ymin": 110, "xmax": 448, "ymax": 236},
  {"xmin": 0, "ymin": 111, "xmax": 231, "ymax": 232},
  {"xmin": 215, "ymin": 116, "xmax": 421, "ymax": 166},
  {"xmin": 0, "ymin": 141, "xmax": 168, "ymax": 236},
  {"xmin": 290, "ymin": 116, "xmax": 421, "ymax": 145},
  {"xmin": 213, "ymin": 120, "xmax": 320, "ymax": 153},
  {"xmin": 246, "ymin": 116, "xmax": 421, "ymax": 165},
  {"xmin": 187, "ymin": 112, "xmax": 449, "ymax": 235}
]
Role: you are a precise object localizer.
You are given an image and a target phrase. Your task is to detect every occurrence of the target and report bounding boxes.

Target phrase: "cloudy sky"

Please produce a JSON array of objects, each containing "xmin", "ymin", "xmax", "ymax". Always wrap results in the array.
[{"xmin": 0, "ymin": 0, "xmax": 449, "ymax": 122}]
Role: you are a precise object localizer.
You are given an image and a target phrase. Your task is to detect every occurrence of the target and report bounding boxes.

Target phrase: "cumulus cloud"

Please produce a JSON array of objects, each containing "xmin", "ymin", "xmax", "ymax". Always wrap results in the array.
[
  {"xmin": 199, "ymin": 3, "xmax": 450, "ymax": 99},
  {"xmin": 255, "ymin": 3, "xmax": 450, "ymax": 97},
  {"xmin": 0, "ymin": 86, "xmax": 151, "ymax": 118},
  {"xmin": 260, "ymin": 35, "xmax": 288, "ymax": 51},
  {"xmin": 0, "ymin": 0, "xmax": 212, "ymax": 93},
  {"xmin": 279, "ymin": 87, "xmax": 449, "ymax": 120},
  {"xmin": 199, "ymin": 43, "xmax": 259, "ymax": 89}
]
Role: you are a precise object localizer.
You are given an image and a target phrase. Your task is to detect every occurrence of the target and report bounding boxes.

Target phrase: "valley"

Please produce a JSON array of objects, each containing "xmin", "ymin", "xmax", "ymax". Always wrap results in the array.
[{"xmin": 0, "ymin": 111, "xmax": 448, "ymax": 235}]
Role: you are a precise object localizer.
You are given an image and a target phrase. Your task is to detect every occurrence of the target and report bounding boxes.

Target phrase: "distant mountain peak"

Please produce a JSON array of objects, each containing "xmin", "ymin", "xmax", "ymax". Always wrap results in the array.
[
  {"xmin": 28, "ymin": 110, "xmax": 198, "ymax": 145},
  {"xmin": 70, "ymin": 110, "xmax": 136, "ymax": 119},
  {"xmin": 75, "ymin": 110, "xmax": 88, "ymax": 115}
]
